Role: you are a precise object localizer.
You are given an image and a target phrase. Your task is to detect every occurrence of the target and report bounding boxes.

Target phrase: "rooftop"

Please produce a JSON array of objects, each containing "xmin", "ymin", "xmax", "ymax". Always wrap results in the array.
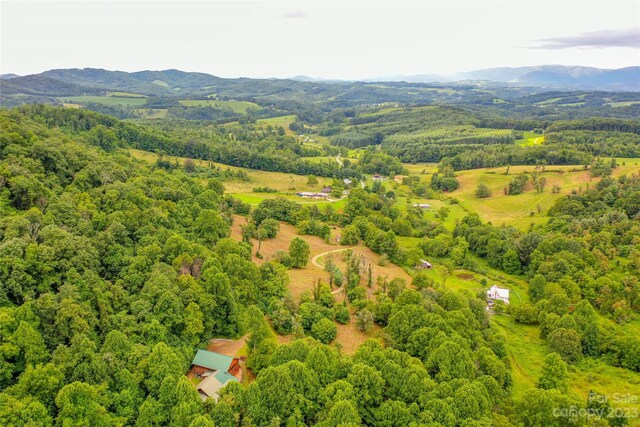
[{"xmin": 192, "ymin": 349, "xmax": 235, "ymax": 372}]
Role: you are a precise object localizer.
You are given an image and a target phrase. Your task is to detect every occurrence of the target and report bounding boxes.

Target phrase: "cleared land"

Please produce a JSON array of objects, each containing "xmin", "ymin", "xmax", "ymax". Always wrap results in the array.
[
  {"xmin": 607, "ymin": 100, "xmax": 640, "ymax": 108},
  {"xmin": 136, "ymin": 109, "xmax": 168, "ymax": 119},
  {"xmin": 128, "ymin": 148, "xmax": 346, "ymax": 207},
  {"xmin": 57, "ymin": 96, "xmax": 148, "ymax": 106},
  {"xmin": 178, "ymin": 99, "xmax": 260, "ymax": 113},
  {"xmin": 256, "ymin": 115, "xmax": 297, "ymax": 135},
  {"xmin": 107, "ymin": 91, "xmax": 147, "ymax": 98},
  {"xmin": 401, "ymin": 160, "xmax": 640, "ymax": 229},
  {"xmin": 515, "ymin": 131, "xmax": 544, "ymax": 146},
  {"xmin": 230, "ymin": 215, "xmax": 411, "ymax": 353}
]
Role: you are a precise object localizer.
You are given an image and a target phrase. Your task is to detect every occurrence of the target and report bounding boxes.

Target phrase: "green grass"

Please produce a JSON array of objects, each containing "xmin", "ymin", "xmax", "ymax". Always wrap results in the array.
[
  {"xmin": 107, "ymin": 91, "xmax": 147, "ymax": 98},
  {"xmin": 607, "ymin": 100, "xmax": 640, "ymax": 108},
  {"xmin": 535, "ymin": 97, "xmax": 563, "ymax": 106},
  {"xmin": 256, "ymin": 115, "xmax": 297, "ymax": 135},
  {"xmin": 257, "ymin": 115, "xmax": 296, "ymax": 127},
  {"xmin": 128, "ymin": 148, "xmax": 349, "ymax": 209},
  {"xmin": 515, "ymin": 131, "xmax": 545, "ymax": 146},
  {"xmin": 492, "ymin": 315, "xmax": 640, "ymax": 415},
  {"xmin": 399, "ymin": 163, "xmax": 640, "ymax": 229},
  {"xmin": 58, "ymin": 96, "xmax": 148, "ymax": 106},
  {"xmin": 230, "ymin": 192, "xmax": 348, "ymax": 209},
  {"xmin": 178, "ymin": 99, "xmax": 260, "ymax": 113},
  {"xmin": 136, "ymin": 109, "xmax": 168, "ymax": 119},
  {"xmin": 301, "ymin": 156, "xmax": 335, "ymax": 164}
]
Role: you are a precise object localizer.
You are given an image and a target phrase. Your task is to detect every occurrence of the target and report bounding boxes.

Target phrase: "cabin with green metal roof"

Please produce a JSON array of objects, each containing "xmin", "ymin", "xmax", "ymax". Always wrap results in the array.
[{"xmin": 190, "ymin": 349, "xmax": 242, "ymax": 401}]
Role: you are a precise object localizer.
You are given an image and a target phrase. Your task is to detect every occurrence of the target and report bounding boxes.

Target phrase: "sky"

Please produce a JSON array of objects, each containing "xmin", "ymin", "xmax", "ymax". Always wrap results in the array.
[{"xmin": 1, "ymin": 0, "xmax": 639, "ymax": 79}]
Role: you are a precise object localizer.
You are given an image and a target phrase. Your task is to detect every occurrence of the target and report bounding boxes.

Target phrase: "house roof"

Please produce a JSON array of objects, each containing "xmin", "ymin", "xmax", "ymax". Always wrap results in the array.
[
  {"xmin": 192, "ymin": 349, "xmax": 234, "ymax": 371},
  {"xmin": 489, "ymin": 285, "xmax": 510, "ymax": 298},
  {"xmin": 214, "ymin": 370, "xmax": 241, "ymax": 385},
  {"xmin": 197, "ymin": 375, "xmax": 224, "ymax": 399}
]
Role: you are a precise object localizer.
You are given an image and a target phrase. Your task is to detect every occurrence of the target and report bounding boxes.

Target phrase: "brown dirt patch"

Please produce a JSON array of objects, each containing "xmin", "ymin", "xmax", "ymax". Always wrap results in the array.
[
  {"xmin": 456, "ymin": 273, "xmax": 475, "ymax": 280},
  {"xmin": 230, "ymin": 215, "xmax": 412, "ymax": 299},
  {"xmin": 334, "ymin": 321, "xmax": 382, "ymax": 354},
  {"xmin": 208, "ymin": 336, "xmax": 247, "ymax": 358}
]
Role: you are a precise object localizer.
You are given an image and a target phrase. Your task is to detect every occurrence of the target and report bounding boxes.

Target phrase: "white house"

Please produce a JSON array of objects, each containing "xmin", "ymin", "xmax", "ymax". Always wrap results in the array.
[
  {"xmin": 487, "ymin": 285, "xmax": 510, "ymax": 304},
  {"xmin": 417, "ymin": 259, "xmax": 432, "ymax": 269}
]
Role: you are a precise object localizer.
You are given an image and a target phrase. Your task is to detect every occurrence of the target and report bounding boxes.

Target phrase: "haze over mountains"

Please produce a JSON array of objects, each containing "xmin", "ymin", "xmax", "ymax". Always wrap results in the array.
[
  {"xmin": 2, "ymin": 65, "xmax": 639, "ymax": 95},
  {"xmin": 323, "ymin": 65, "xmax": 640, "ymax": 91}
]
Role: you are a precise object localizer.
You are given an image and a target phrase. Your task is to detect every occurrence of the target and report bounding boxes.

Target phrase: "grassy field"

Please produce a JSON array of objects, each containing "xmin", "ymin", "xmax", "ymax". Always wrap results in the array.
[
  {"xmin": 136, "ymin": 109, "xmax": 168, "ymax": 119},
  {"xmin": 492, "ymin": 315, "xmax": 640, "ymax": 414},
  {"xmin": 230, "ymin": 215, "xmax": 410, "ymax": 353},
  {"xmin": 128, "ymin": 148, "xmax": 349, "ymax": 208},
  {"xmin": 178, "ymin": 99, "xmax": 260, "ymax": 113},
  {"xmin": 107, "ymin": 91, "xmax": 147, "ymax": 98},
  {"xmin": 515, "ymin": 131, "xmax": 544, "ymax": 146},
  {"xmin": 256, "ymin": 115, "xmax": 297, "ymax": 135},
  {"xmin": 400, "ymin": 161, "xmax": 640, "ymax": 229},
  {"xmin": 607, "ymin": 100, "xmax": 640, "ymax": 108},
  {"xmin": 58, "ymin": 96, "xmax": 148, "ymax": 106},
  {"xmin": 129, "ymin": 145, "xmax": 640, "ymax": 402}
]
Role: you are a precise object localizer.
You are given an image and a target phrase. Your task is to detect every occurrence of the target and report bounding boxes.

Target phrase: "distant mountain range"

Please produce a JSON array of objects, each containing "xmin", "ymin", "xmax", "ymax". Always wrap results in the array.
[
  {"xmin": 1, "ymin": 65, "xmax": 638, "ymax": 110},
  {"xmin": 317, "ymin": 65, "xmax": 640, "ymax": 91}
]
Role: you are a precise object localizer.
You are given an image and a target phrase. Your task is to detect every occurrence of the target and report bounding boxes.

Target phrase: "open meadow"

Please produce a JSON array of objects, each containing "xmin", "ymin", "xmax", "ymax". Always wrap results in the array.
[
  {"xmin": 230, "ymin": 215, "xmax": 410, "ymax": 353},
  {"xmin": 401, "ymin": 159, "xmax": 640, "ymax": 229},
  {"xmin": 178, "ymin": 99, "xmax": 260, "ymax": 113},
  {"xmin": 57, "ymin": 95, "xmax": 149, "ymax": 106}
]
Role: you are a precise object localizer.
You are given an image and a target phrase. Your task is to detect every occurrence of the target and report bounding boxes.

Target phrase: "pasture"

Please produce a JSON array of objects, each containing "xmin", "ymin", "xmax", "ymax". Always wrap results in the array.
[
  {"xmin": 515, "ymin": 131, "xmax": 544, "ymax": 146},
  {"xmin": 256, "ymin": 115, "xmax": 297, "ymax": 135},
  {"xmin": 607, "ymin": 100, "xmax": 640, "ymax": 108},
  {"xmin": 136, "ymin": 109, "xmax": 168, "ymax": 119},
  {"xmin": 229, "ymin": 215, "xmax": 410, "ymax": 354},
  {"xmin": 400, "ymin": 160, "xmax": 640, "ymax": 229},
  {"xmin": 107, "ymin": 91, "xmax": 147, "ymax": 98},
  {"xmin": 57, "ymin": 95, "xmax": 148, "ymax": 106},
  {"xmin": 178, "ymin": 99, "xmax": 260, "ymax": 113},
  {"xmin": 128, "ymin": 148, "xmax": 348, "ymax": 208}
]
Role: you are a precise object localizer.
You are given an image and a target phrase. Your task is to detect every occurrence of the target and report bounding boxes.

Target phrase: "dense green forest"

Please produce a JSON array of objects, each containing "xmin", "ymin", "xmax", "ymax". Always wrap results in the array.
[{"xmin": 1, "ymin": 104, "xmax": 640, "ymax": 426}]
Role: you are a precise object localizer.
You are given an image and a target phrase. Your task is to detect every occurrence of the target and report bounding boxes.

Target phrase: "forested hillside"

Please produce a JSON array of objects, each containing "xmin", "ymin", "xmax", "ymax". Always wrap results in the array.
[{"xmin": 1, "ymin": 106, "xmax": 639, "ymax": 426}]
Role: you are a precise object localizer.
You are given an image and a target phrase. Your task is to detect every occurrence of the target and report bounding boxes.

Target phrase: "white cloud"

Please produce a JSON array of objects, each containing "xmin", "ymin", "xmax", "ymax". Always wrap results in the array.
[
  {"xmin": 1, "ymin": 1, "xmax": 638, "ymax": 78},
  {"xmin": 530, "ymin": 28, "xmax": 640, "ymax": 50}
]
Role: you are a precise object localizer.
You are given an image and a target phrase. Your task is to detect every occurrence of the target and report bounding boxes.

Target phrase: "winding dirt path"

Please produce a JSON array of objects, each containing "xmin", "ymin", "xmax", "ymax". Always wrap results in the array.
[
  {"xmin": 310, "ymin": 247, "xmax": 351, "ymax": 269},
  {"xmin": 310, "ymin": 247, "xmax": 352, "ymax": 295}
]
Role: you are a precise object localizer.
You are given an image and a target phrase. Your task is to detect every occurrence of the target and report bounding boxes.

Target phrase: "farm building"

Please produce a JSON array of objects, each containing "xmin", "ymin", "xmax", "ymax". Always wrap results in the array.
[
  {"xmin": 343, "ymin": 178, "xmax": 353, "ymax": 185},
  {"xmin": 413, "ymin": 203, "xmax": 431, "ymax": 209},
  {"xmin": 417, "ymin": 259, "xmax": 432, "ymax": 269},
  {"xmin": 297, "ymin": 192, "xmax": 329, "ymax": 199},
  {"xmin": 372, "ymin": 174, "xmax": 384, "ymax": 181},
  {"xmin": 191, "ymin": 349, "xmax": 242, "ymax": 401},
  {"xmin": 321, "ymin": 186, "xmax": 332, "ymax": 194},
  {"xmin": 487, "ymin": 285, "xmax": 510, "ymax": 304}
]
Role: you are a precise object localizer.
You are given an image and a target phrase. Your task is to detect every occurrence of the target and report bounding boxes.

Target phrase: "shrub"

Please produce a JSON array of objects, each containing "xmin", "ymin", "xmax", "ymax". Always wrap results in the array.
[
  {"xmin": 289, "ymin": 237, "xmax": 310, "ymax": 268},
  {"xmin": 475, "ymin": 183, "xmax": 491, "ymax": 198},
  {"xmin": 311, "ymin": 318, "xmax": 337, "ymax": 344},
  {"xmin": 412, "ymin": 272, "xmax": 435, "ymax": 290},
  {"xmin": 510, "ymin": 303, "xmax": 539, "ymax": 324},
  {"xmin": 270, "ymin": 309, "xmax": 294, "ymax": 335},
  {"xmin": 355, "ymin": 309, "xmax": 374, "ymax": 332},
  {"xmin": 548, "ymin": 328, "xmax": 582, "ymax": 363},
  {"xmin": 259, "ymin": 218, "xmax": 280, "ymax": 239},
  {"xmin": 333, "ymin": 304, "xmax": 351, "ymax": 324}
]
